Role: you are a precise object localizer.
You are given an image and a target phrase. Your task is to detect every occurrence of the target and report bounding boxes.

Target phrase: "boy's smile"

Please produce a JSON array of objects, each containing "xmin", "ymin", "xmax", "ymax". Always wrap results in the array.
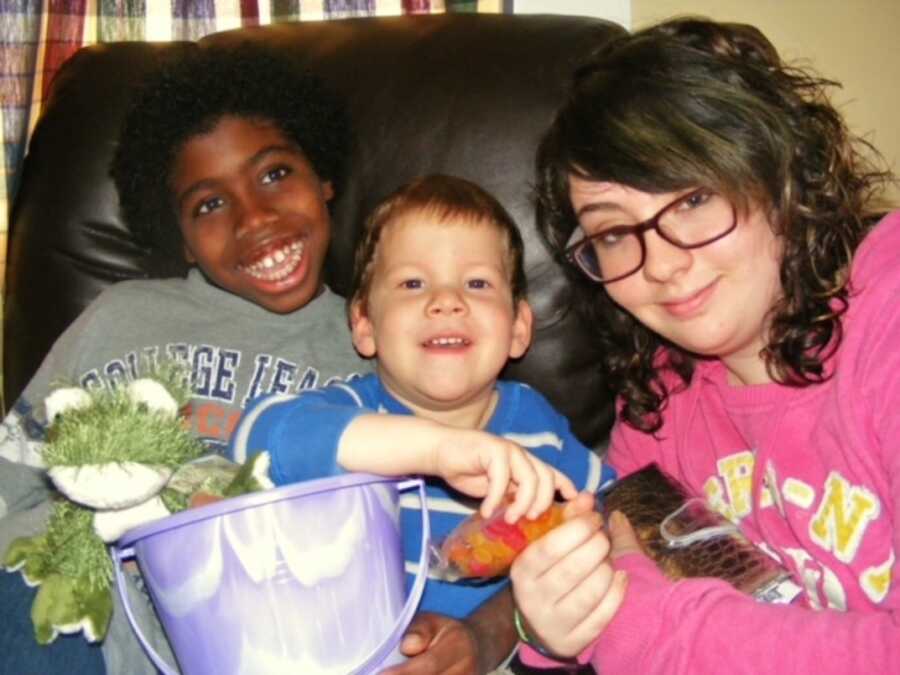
[
  {"xmin": 172, "ymin": 116, "xmax": 333, "ymax": 313},
  {"xmin": 351, "ymin": 214, "xmax": 533, "ymax": 424}
]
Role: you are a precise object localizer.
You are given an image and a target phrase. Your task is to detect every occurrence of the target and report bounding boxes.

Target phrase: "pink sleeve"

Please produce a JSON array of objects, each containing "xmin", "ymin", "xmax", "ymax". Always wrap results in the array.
[
  {"xmin": 590, "ymin": 555, "xmax": 900, "ymax": 674},
  {"xmin": 593, "ymin": 413, "xmax": 900, "ymax": 672},
  {"xmin": 521, "ymin": 479, "xmax": 899, "ymax": 669},
  {"xmin": 520, "ymin": 544, "xmax": 900, "ymax": 674}
]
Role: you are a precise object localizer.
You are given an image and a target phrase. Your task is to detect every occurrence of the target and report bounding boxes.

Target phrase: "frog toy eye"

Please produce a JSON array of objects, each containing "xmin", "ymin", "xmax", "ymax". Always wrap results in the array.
[
  {"xmin": 126, "ymin": 378, "xmax": 179, "ymax": 418},
  {"xmin": 45, "ymin": 387, "xmax": 92, "ymax": 425}
]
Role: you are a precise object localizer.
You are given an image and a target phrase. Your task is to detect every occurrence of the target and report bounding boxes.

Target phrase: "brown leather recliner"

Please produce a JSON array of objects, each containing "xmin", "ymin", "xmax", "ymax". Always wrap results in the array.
[{"xmin": 4, "ymin": 13, "xmax": 624, "ymax": 451}]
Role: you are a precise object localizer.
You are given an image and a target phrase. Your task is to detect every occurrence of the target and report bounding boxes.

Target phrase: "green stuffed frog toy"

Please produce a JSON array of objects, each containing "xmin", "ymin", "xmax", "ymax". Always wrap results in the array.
[{"xmin": 2, "ymin": 366, "xmax": 271, "ymax": 645}]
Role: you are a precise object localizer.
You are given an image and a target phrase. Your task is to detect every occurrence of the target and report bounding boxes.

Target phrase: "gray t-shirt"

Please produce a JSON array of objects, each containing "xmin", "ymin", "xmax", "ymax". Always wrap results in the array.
[{"xmin": 0, "ymin": 269, "xmax": 371, "ymax": 674}]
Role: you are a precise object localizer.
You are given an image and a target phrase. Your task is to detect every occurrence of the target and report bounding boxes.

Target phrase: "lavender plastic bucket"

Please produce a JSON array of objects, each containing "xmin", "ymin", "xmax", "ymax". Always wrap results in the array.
[{"xmin": 113, "ymin": 473, "xmax": 429, "ymax": 675}]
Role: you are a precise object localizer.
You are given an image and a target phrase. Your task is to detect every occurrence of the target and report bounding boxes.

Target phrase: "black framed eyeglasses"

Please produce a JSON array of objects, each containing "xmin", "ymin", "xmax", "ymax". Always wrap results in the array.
[{"xmin": 564, "ymin": 188, "xmax": 737, "ymax": 284}]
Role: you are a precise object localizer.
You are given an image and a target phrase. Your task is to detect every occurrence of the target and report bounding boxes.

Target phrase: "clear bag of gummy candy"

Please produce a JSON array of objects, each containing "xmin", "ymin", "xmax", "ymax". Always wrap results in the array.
[
  {"xmin": 432, "ymin": 498, "xmax": 567, "ymax": 581},
  {"xmin": 433, "ymin": 466, "xmax": 617, "ymax": 582}
]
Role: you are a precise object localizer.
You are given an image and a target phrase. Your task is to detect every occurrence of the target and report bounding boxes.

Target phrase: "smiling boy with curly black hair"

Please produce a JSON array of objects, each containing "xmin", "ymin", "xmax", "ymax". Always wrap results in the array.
[{"xmin": 0, "ymin": 42, "xmax": 369, "ymax": 675}]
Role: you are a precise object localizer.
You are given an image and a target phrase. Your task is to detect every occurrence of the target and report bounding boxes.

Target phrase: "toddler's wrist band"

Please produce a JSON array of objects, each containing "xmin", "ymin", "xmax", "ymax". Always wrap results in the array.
[{"xmin": 513, "ymin": 607, "xmax": 580, "ymax": 665}]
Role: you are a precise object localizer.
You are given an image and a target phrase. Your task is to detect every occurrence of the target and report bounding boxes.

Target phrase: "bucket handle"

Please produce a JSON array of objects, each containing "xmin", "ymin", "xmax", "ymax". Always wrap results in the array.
[
  {"xmin": 349, "ymin": 477, "xmax": 430, "ymax": 674},
  {"xmin": 111, "ymin": 476, "xmax": 431, "ymax": 675}
]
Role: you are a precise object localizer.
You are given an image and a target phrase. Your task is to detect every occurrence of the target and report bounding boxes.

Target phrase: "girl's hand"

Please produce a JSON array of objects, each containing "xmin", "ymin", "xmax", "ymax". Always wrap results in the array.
[
  {"xmin": 510, "ymin": 493, "xmax": 628, "ymax": 657},
  {"xmin": 431, "ymin": 428, "xmax": 577, "ymax": 523}
]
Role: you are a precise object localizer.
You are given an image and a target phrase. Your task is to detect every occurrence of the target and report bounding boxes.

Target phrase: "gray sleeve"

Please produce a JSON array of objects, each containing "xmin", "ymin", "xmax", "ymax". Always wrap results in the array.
[
  {"xmin": 0, "ymin": 288, "xmax": 115, "ymax": 469},
  {"xmin": 0, "ymin": 491, "xmax": 52, "ymax": 553},
  {"xmin": 0, "ymin": 294, "xmax": 111, "ymax": 540}
]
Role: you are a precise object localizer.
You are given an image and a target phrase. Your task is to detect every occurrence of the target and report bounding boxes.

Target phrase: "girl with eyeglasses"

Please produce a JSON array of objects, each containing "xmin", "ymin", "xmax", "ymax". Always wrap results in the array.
[{"xmin": 509, "ymin": 16, "xmax": 897, "ymax": 675}]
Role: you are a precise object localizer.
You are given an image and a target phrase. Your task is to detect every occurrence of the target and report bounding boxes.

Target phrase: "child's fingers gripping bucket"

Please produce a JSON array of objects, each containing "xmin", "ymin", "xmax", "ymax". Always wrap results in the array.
[{"xmin": 113, "ymin": 474, "xmax": 430, "ymax": 675}]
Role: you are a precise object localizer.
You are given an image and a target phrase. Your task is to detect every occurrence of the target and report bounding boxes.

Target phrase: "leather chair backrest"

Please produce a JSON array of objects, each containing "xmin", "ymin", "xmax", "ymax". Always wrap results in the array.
[{"xmin": 4, "ymin": 14, "xmax": 624, "ymax": 449}]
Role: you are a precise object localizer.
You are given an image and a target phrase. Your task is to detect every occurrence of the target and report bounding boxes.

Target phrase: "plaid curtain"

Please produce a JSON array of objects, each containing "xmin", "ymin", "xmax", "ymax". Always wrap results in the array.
[{"xmin": 0, "ymin": 0, "xmax": 504, "ymax": 401}]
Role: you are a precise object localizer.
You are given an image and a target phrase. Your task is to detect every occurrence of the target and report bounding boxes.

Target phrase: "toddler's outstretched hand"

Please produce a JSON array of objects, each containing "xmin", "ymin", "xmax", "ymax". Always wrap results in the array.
[
  {"xmin": 338, "ymin": 414, "xmax": 576, "ymax": 521},
  {"xmin": 431, "ymin": 428, "xmax": 577, "ymax": 523}
]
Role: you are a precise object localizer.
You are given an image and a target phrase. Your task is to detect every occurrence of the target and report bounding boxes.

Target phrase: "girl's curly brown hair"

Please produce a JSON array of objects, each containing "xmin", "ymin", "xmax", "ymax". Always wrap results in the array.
[{"xmin": 536, "ymin": 17, "xmax": 893, "ymax": 433}]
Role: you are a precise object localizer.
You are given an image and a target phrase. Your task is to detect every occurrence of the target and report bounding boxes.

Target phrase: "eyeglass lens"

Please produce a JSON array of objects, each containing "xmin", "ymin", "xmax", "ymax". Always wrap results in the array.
[{"xmin": 571, "ymin": 191, "xmax": 734, "ymax": 282}]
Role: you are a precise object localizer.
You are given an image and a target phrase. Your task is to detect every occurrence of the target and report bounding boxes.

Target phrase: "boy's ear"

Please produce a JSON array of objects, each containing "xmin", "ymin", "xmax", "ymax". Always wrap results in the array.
[
  {"xmin": 322, "ymin": 180, "xmax": 334, "ymax": 202},
  {"xmin": 508, "ymin": 300, "xmax": 533, "ymax": 360},
  {"xmin": 183, "ymin": 243, "xmax": 196, "ymax": 264},
  {"xmin": 349, "ymin": 299, "xmax": 377, "ymax": 358}
]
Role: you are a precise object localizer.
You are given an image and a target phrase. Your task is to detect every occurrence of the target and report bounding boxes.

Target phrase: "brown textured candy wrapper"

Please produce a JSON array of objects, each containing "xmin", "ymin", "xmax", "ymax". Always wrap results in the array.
[{"xmin": 602, "ymin": 464, "xmax": 797, "ymax": 600}]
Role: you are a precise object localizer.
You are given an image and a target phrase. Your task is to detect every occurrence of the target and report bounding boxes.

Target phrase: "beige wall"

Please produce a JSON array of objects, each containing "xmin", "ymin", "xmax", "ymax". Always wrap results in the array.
[{"xmin": 632, "ymin": 0, "xmax": 900, "ymax": 204}]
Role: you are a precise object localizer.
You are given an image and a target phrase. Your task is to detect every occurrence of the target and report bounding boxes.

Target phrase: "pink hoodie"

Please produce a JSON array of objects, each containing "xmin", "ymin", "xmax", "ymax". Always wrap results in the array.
[{"xmin": 521, "ymin": 212, "xmax": 900, "ymax": 674}]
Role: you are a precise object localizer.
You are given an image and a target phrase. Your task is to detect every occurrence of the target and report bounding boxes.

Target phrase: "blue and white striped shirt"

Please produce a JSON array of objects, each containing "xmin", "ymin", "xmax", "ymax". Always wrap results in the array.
[{"xmin": 230, "ymin": 373, "xmax": 614, "ymax": 618}]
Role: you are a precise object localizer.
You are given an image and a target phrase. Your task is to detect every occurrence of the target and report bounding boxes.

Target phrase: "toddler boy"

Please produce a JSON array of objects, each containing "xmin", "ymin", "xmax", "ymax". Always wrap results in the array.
[{"xmin": 231, "ymin": 174, "xmax": 614, "ymax": 670}]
